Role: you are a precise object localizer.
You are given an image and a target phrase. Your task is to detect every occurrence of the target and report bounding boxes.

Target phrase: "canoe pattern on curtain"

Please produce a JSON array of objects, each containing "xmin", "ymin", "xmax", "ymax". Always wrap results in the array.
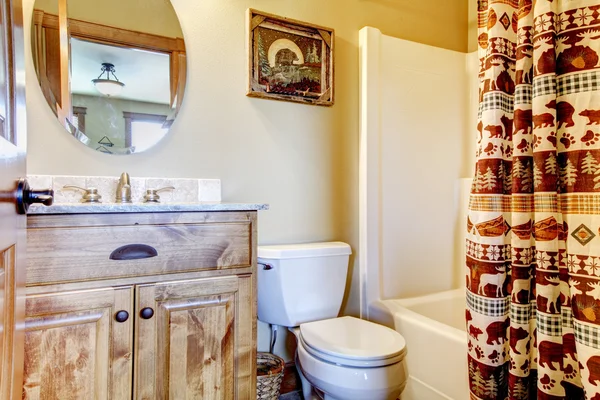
[{"xmin": 468, "ymin": 0, "xmax": 600, "ymax": 398}]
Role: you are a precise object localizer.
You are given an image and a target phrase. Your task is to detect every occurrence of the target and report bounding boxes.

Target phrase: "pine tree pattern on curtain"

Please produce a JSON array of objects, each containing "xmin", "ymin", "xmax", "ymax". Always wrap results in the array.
[{"xmin": 468, "ymin": 0, "xmax": 600, "ymax": 398}]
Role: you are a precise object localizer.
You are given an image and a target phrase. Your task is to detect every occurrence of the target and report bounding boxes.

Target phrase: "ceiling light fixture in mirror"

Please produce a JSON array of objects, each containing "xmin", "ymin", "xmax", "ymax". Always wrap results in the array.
[
  {"xmin": 31, "ymin": 0, "xmax": 187, "ymax": 154},
  {"xmin": 92, "ymin": 62, "xmax": 125, "ymax": 97}
]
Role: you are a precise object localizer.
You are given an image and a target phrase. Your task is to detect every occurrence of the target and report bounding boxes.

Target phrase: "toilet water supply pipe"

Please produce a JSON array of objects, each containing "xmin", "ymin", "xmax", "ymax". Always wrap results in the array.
[
  {"xmin": 270, "ymin": 324, "xmax": 278, "ymax": 353},
  {"xmin": 259, "ymin": 259, "xmax": 279, "ymax": 354}
]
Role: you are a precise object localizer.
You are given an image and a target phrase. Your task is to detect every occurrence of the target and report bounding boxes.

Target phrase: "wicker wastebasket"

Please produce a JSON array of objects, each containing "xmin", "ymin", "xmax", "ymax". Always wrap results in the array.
[{"xmin": 256, "ymin": 352, "xmax": 285, "ymax": 400}]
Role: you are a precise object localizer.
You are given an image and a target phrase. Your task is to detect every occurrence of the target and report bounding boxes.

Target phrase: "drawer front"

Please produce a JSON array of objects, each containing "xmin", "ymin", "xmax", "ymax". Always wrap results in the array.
[{"xmin": 27, "ymin": 221, "xmax": 252, "ymax": 285}]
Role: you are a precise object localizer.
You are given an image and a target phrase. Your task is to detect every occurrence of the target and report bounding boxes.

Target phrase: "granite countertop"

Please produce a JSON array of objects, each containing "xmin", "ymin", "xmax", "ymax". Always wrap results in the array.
[{"xmin": 28, "ymin": 202, "xmax": 269, "ymax": 214}]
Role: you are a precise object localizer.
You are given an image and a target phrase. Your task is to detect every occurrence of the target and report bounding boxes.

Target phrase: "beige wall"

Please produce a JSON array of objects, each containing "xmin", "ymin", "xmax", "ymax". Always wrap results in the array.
[{"xmin": 24, "ymin": 0, "xmax": 468, "ymax": 320}]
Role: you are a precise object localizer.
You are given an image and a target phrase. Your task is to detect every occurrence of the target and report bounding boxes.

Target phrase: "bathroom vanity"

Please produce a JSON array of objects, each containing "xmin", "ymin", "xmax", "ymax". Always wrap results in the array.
[{"xmin": 24, "ymin": 203, "xmax": 266, "ymax": 399}]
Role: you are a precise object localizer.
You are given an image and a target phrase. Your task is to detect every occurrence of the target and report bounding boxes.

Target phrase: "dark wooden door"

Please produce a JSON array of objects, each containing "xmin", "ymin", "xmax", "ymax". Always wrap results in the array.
[{"xmin": 0, "ymin": 0, "xmax": 28, "ymax": 398}]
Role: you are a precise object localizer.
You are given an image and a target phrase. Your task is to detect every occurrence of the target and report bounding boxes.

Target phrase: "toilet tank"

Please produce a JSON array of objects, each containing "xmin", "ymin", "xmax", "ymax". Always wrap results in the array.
[{"xmin": 257, "ymin": 242, "xmax": 352, "ymax": 327}]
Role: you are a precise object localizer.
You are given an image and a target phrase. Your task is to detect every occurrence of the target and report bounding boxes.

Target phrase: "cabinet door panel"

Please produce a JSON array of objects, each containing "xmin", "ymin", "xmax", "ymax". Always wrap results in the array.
[
  {"xmin": 23, "ymin": 287, "xmax": 133, "ymax": 400},
  {"xmin": 136, "ymin": 275, "xmax": 255, "ymax": 399}
]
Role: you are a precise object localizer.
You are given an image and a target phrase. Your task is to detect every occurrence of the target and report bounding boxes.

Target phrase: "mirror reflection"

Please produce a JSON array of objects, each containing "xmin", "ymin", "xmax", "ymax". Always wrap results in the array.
[{"xmin": 31, "ymin": 0, "xmax": 186, "ymax": 154}]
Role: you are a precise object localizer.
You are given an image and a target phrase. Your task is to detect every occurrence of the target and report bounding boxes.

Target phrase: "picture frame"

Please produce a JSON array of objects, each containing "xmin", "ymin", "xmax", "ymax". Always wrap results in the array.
[{"xmin": 247, "ymin": 9, "xmax": 334, "ymax": 106}]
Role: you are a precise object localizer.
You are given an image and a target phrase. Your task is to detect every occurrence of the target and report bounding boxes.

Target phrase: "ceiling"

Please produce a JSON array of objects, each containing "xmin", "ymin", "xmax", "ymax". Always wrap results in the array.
[{"xmin": 70, "ymin": 38, "xmax": 171, "ymax": 105}]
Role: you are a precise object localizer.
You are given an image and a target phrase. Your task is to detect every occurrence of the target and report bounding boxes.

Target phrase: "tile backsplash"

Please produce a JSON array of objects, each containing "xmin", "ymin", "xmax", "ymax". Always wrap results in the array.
[{"xmin": 28, "ymin": 175, "xmax": 221, "ymax": 204}]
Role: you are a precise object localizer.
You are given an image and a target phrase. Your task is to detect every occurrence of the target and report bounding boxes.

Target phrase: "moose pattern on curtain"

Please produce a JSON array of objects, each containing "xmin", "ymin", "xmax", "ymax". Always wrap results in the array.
[{"xmin": 468, "ymin": 0, "xmax": 600, "ymax": 398}]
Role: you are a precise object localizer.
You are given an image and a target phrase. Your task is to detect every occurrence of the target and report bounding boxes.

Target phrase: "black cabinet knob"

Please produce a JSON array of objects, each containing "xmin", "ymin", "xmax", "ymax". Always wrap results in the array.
[
  {"xmin": 140, "ymin": 307, "xmax": 154, "ymax": 319},
  {"xmin": 115, "ymin": 310, "xmax": 129, "ymax": 323}
]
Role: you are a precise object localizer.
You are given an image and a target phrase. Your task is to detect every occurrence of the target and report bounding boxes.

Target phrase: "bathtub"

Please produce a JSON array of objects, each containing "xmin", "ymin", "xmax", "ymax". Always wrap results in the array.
[{"xmin": 369, "ymin": 288, "xmax": 468, "ymax": 400}]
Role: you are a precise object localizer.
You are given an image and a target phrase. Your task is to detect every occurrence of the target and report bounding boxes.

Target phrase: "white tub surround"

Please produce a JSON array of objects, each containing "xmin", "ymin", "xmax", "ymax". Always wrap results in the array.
[
  {"xmin": 358, "ymin": 27, "xmax": 477, "ymax": 400},
  {"xmin": 358, "ymin": 27, "xmax": 474, "ymax": 312},
  {"xmin": 370, "ymin": 289, "xmax": 468, "ymax": 400}
]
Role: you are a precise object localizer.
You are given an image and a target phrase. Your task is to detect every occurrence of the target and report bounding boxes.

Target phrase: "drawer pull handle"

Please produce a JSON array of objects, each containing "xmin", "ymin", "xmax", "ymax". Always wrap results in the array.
[
  {"xmin": 115, "ymin": 310, "xmax": 129, "ymax": 323},
  {"xmin": 140, "ymin": 307, "xmax": 154, "ymax": 319},
  {"xmin": 109, "ymin": 244, "xmax": 158, "ymax": 260}
]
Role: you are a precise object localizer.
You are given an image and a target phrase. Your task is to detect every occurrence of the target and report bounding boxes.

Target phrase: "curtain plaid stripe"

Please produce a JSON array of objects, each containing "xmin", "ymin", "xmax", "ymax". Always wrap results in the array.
[
  {"xmin": 478, "ymin": 92, "xmax": 514, "ymax": 117},
  {"xmin": 559, "ymin": 194, "xmax": 600, "ymax": 215},
  {"xmin": 574, "ymin": 320, "xmax": 600, "ymax": 349},
  {"xmin": 557, "ymin": 71, "xmax": 600, "ymax": 96},
  {"xmin": 467, "ymin": 291, "xmax": 510, "ymax": 317},
  {"xmin": 562, "ymin": 307, "xmax": 573, "ymax": 329},
  {"xmin": 469, "ymin": 195, "xmax": 538, "ymax": 212},
  {"xmin": 514, "ymin": 85, "xmax": 532, "ymax": 105},
  {"xmin": 536, "ymin": 312, "xmax": 562, "ymax": 337},
  {"xmin": 532, "ymin": 75, "xmax": 556, "ymax": 98},
  {"xmin": 510, "ymin": 302, "xmax": 535, "ymax": 325}
]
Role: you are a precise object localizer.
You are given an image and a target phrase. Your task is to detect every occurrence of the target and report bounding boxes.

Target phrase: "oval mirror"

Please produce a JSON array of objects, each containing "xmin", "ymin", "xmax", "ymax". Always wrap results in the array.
[{"xmin": 31, "ymin": 0, "xmax": 186, "ymax": 154}]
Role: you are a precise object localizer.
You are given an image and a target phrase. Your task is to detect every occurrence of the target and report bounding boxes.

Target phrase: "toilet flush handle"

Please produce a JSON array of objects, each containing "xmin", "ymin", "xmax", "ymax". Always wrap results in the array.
[{"xmin": 259, "ymin": 263, "xmax": 273, "ymax": 270}]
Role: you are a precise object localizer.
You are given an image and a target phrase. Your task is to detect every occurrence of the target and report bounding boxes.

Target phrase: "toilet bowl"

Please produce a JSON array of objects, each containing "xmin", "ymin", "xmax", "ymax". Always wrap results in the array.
[
  {"xmin": 292, "ymin": 316, "xmax": 407, "ymax": 400},
  {"xmin": 257, "ymin": 242, "xmax": 409, "ymax": 399}
]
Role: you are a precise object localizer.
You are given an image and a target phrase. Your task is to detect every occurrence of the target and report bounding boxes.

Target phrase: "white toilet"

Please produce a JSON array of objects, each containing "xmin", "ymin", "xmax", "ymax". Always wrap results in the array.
[{"xmin": 257, "ymin": 242, "xmax": 407, "ymax": 400}]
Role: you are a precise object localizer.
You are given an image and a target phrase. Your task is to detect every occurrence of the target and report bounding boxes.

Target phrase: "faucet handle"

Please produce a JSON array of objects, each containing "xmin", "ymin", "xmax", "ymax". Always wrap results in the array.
[
  {"xmin": 143, "ymin": 186, "xmax": 174, "ymax": 203},
  {"xmin": 63, "ymin": 185, "xmax": 102, "ymax": 203}
]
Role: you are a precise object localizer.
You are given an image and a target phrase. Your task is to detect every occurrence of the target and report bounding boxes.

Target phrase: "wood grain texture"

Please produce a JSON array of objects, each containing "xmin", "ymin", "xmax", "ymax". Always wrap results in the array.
[
  {"xmin": 27, "ymin": 220, "xmax": 252, "ymax": 285},
  {"xmin": 135, "ymin": 276, "xmax": 252, "ymax": 399},
  {"xmin": 42, "ymin": 28, "xmax": 61, "ymax": 108},
  {"xmin": 0, "ymin": 246, "xmax": 16, "ymax": 400},
  {"xmin": 25, "ymin": 211, "xmax": 258, "ymax": 399},
  {"xmin": 247, "ymin": 8, "xmax": 335, "ymax": 32},
  {"xmin": 0, "ymin": 252, "xmax": 5, "ymax": 393},
  {"xmin": 25, "ymin": 266, "xmax": 253, "ymax": 295},
  {"xmin": 56, "ymin": 0, "xmax": 70, "ymax": 124},
  {"xmin": 22, "ymin": 287, "xmax": 133, "ymax": 400},
  {"xmin": 0, "ymin": 0, "xmax": 29, "ymax": 397},
  {"xmin": 236, "ymin": 274, "xmax": 256, "ymax": 399},
  {"xmin": 34, "ymin": 10, "xmax": 185, "ymax": 53},
  {"xmin": 169, "ymin": 51, "xmax": 186, "ymax": 115},
  {"xmin": 27, "ymin": 210, "xmax": 256, "ymax": 229},
  {"xmin": 250, "ymin": 15, "xmax": 266, "ymax": 31}
]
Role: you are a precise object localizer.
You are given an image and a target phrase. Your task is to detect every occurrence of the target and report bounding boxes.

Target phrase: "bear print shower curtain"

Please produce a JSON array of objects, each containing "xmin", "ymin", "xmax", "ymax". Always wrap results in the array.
[{"xmin": 467, "ymin": 0, "xmax": 600, "ymax": 398}]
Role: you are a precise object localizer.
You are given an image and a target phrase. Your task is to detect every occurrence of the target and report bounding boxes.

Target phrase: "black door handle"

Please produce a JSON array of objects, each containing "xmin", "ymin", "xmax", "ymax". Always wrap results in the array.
[{"xmin": 15, "ymin": 178, "xmax": 54, "ymax": 214}]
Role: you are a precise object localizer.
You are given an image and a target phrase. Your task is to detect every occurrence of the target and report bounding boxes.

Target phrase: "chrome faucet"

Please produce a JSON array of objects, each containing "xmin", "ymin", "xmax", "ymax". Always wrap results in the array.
[{"xmin": 115, "ymin": 172, "xmax": 132, "ymax": 203}]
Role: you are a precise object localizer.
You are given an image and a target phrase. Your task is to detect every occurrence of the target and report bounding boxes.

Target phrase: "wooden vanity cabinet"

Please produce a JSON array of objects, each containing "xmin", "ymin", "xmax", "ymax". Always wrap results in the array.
[
  {"xmin": 23, "ymin": 286, "xmax": 134, "ymax": 400},
  {"xmin": 23, "ymin": 211, "xmax": 258, "ymax": 400},
  {"xmin": 135, "ymin": 275, "xmax": 254, "ymax": 399}
]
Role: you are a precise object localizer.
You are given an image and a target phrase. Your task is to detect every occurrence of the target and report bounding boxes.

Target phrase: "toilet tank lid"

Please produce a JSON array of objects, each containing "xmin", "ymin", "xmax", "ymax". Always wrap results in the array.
[{"xmin": 257, "ymin": 241, "xmax": 351, "ymax": 259}]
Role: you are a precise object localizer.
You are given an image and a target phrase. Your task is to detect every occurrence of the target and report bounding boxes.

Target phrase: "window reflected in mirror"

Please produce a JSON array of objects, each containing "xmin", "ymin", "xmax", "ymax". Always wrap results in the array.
[
  {"xmin": 31, "ymin": 0, "xmax": 186, "ymax": 154},
  {"xmin": 130, "ymin": 119, "xmax": 169, "ymax": 153}
]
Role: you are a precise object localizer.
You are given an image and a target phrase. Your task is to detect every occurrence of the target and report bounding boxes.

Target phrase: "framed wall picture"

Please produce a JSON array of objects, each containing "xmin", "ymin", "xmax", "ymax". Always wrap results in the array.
[{"xmin": 247, "ymin": 9, "xmax": 334, "ymax": 106}]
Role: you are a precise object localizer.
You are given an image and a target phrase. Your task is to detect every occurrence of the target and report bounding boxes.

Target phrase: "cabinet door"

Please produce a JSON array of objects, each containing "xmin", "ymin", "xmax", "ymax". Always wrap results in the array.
[
  {"xmin": 22, "ymin": 286, "xmax": 134, "ymax": 400},
  {"xmin": 135, "ymin": 275, "xmax": 255, "ymax": 400}
]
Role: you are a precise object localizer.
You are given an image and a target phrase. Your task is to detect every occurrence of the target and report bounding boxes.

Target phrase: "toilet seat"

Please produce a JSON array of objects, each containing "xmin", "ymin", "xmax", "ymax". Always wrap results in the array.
[{"xmin": 299, "ymin": 316, "xmax": 407, "ymax": 368}]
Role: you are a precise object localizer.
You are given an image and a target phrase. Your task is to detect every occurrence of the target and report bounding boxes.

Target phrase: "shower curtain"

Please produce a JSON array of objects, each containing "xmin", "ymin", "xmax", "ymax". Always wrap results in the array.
[{"xmin": 467, "ymin": 0, "xmax": 600, "ymax": 398}]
